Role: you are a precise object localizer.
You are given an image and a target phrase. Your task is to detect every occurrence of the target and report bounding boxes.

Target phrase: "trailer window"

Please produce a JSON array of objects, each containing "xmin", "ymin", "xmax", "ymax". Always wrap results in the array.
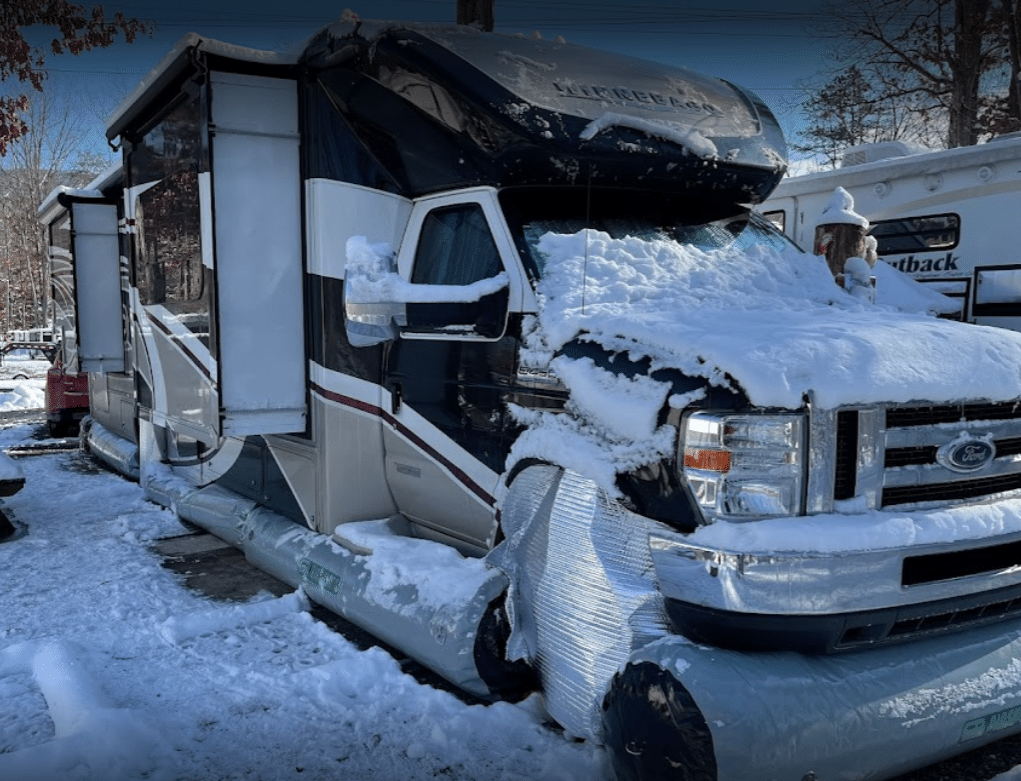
[
  {"xmin": 762, "ymin": 210, "xmax": 785, "ymax": 232},
  {"xmin": 50, "ymin": 216, "xmax": 72, "ymax": 254},
  {"xmin": 135, "ymin": 169, "xmax": 205, "ymax": 307},
  {"xmin": 869, "ymin": 214, "xmax": 959, "ymax": 255}
]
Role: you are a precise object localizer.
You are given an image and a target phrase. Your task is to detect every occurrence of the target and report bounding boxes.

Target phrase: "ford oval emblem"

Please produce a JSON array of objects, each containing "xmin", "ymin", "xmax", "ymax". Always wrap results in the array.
[{"xmin": 936, "ymin": 437, "xmax": 997, "ymax": 473}]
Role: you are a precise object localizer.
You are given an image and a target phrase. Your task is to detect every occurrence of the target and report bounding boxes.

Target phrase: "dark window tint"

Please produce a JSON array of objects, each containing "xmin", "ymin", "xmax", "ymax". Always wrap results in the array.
[
  {"xmin": 135, "ymin": 169, "xmax": 204, "ymax": 306},
  {"xmin": 869, "ymin": 214, "xmax": 960, "ymax": 255},
  {"xmin": 762, "ymin": 209, "xmax": 785, "ymax": 232},
  {"xmin": 412, "ymin": 204, "xmax": 503, "ymax": 285},
  {"xmin": 50, "ymin": 216, "xmax": 72, "ymax": 253},
  {"xmin": 130, "ymin": 93, "xmax": 205, "ymax": 185}
]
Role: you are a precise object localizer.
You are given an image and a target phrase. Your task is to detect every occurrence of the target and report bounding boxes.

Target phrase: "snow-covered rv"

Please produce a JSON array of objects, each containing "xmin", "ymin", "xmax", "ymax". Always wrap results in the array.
[
  {"xmin": 41, "ymin": 18, "xmax": 1021, "ymax": 781},
  {"xmin": 761, "ymin": 136, "xmax": 1021, "ymax": 329}
]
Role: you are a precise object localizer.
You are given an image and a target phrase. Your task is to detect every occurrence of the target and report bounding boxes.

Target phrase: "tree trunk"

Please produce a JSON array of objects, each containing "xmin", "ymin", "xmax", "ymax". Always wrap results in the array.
[
  {"xmin": 1005, "ymin": 0, "xmax": 1021, "ymax": 128},
  {"xmin": 948, "ymin": 0, "xmax": 991, "ymax": 147},
  {"xmin": 457, "ymin": 0, "xmax": 495, "ymax": 31},
  {"xmin": 815, "ymin": 222, "xmax": 867, "ymax": 282}
]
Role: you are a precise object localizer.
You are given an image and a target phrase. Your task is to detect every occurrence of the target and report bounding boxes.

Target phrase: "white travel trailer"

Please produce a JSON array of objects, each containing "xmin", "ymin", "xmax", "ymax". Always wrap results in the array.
[
  {"xmin": 761, "ymin": 136, "xmax": 1021, "ymax": 329},
  {"xmin": 40, "ymin": 18, "xmax": 1021, "ymax": 781}
]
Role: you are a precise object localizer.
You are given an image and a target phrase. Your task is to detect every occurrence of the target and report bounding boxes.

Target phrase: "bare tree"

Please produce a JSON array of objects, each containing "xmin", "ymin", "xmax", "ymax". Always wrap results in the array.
[
  {"xmin": 0, "ymin": 92, "xmax": 110, "ymax": 334},
  {"xmin": 793, "ymin": 65, "xmax": 932, "ymax": 166},
  {"xmin": 457, "ymin": 0, "xmax": 495, "ymax": 31},
  {"xmin": 1, "ymin": 1, "xmax": 150, "ymax": 155},
  {"xmin": 809, "ymin": 0, "xmax": 1011, "ymax": 149}
]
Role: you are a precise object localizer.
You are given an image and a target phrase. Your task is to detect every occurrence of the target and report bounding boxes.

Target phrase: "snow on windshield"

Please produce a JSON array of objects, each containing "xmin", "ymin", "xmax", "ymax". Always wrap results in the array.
[
  {"xmin": 526, "ymin": 226, "xmax": 1021, "ymax": 410},
  {"xmin": 502, "ymin": 223, "xmax": 1021, "ymax": 497}
]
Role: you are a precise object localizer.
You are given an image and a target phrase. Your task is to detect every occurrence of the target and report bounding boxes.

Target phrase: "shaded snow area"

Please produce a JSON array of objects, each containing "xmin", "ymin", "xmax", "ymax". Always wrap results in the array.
[
  {"xmin": 0, "ymin": 425, "xmax": 606, "ymax": 781},
  {"xmin": 526, "ymin": 228, "xmax": 1021, "ymax": 410}
]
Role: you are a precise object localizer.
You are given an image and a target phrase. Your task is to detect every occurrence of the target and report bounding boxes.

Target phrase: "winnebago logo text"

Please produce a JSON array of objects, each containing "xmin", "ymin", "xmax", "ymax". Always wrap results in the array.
[{"xmin": 553, "ymin": 81, "xmax": 722, "ymax": 115}]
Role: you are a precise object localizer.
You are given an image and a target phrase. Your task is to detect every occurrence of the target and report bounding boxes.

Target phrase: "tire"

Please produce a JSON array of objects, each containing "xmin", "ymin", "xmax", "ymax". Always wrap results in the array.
[{"xmin": 602, "ymin": 662, "xmax": 718, "ymax": 781}]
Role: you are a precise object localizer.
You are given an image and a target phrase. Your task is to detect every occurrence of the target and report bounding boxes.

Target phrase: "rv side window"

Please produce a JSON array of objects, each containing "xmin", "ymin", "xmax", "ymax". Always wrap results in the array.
[
  {"xmin": 50, "ymin": 216, "xmax": 72, "ymax": 254},
  {"xmin": 412, "ymin": 204, "xmax": 503, "ymax": 285},
  {"xmin": 869, "ymin": 213, "xmax": 960, "ymax": 255},
  {"xmin": 135, "ymin": 169, "xmax": 205, "ymax": 307}
]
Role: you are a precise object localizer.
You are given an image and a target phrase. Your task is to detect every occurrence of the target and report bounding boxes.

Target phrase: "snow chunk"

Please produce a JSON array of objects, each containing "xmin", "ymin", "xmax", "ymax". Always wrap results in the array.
[
  {"xmin": 819, "ymin": 186, "xmax": 869, "ymax": 228},
  {"xmin": 580, "ymin": 113, "xmax": 718, "ymax": 158},
  {"xmin": 161, "ymin": 590, "xmax": 310, "ymax": 644},
  {"xmin": 333, "ymin": 518, "xmax": 496, "ymax": 613},
  {"xmin": 346, "ymin": 236, "xmax": 508, "ymax": 303},
  {"xmin": 551, "ymin": 356, "xmax": 669, "ymax": 441}
]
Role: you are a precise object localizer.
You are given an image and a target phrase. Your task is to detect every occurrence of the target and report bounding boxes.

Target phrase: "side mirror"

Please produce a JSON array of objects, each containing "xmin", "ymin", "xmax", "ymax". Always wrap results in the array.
[{"xmin": 344, "ymin": 245, "xmax": 510, "ymax": 346}]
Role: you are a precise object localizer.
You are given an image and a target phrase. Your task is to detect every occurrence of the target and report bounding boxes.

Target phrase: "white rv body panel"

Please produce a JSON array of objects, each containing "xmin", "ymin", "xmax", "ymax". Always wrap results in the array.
[
  {"xmin": 210, "ymin": 72, "xmax": 306, "ymax": 436},
  {"xmin": 71, "ymin": 201, "xmax": 124, "ymax": 373},
  {"xmin": 306, "ymin": 180, "xmax": 413, "ymax": 279},
  {"xmin": 309, "ymin": 364, "xmax": 397, "ymax": 533},
  {"xmin": 762, "ymin": 136, "xmax": 1021, "ymax": 330}
]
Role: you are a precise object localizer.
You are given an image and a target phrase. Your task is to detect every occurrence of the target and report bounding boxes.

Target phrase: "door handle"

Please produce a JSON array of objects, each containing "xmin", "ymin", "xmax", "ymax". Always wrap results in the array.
[{"xmin": 391, "ymin": 382, "xmax": 402, "ymax": 414}]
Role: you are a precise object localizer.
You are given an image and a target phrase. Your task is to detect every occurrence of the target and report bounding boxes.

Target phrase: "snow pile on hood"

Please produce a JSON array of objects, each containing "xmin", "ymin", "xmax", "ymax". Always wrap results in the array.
[{"xmin": 528, "ymin": 228, "xmax": 1021, "ymax": 410}]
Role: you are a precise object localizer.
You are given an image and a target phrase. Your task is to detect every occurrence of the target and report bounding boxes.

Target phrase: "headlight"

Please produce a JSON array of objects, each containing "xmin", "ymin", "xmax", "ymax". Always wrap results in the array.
[{"xmin": 681, "ymin": 411, "xmax": 806, "ymax": 521}]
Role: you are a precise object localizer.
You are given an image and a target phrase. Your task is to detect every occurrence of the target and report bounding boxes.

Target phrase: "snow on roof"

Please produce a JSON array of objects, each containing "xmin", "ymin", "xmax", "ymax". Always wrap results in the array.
[
  {"xmin": 774, "ymin": 133, "xmax": 1021, "ymax": 196},
  {"xmin": 36, "ymin": 162, "xmax": 123, "ymax": 223},
  {"xmin": 105, "ymin": 33, "xmax": 298, "ymax": 140}
]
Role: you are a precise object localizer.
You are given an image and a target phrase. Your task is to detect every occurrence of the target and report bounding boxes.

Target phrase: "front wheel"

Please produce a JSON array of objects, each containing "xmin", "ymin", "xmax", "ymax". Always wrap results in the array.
[{"xmin": 602, "ymin": 662, "xmax": 717, "ymax": 781}]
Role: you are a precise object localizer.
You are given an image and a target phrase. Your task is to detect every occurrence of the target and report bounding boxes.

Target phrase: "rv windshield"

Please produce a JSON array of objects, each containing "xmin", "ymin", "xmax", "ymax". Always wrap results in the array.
[{"xmin": 500, "ymin": 188, "xmax": 796, "ymax": 279}]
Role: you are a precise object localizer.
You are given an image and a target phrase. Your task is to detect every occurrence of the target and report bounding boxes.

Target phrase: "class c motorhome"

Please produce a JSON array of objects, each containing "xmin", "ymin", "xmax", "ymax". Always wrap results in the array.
[
  {"xmin": 761, "ymin": 136, "xmax": 1021, "ymax": 330},
  {"xmin": 40, "ymin": 18, "xmax": 1021, "ymax": 781}
]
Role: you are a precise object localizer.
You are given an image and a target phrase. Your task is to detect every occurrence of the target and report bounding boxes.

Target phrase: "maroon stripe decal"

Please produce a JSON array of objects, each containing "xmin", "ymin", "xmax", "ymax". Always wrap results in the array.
[
  {"xmin": 312, "ymin": 381, "xmax": 496, "ymax": 507},
  {"xmin": 146, "ymin": 311, "xmax": 215, "ymax": 383}
]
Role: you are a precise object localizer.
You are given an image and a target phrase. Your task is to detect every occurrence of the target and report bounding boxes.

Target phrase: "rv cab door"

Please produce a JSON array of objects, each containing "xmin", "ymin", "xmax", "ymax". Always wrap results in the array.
[{"xmin": 381, "ymin": 191, "xmax": 524, "ymax": 554}]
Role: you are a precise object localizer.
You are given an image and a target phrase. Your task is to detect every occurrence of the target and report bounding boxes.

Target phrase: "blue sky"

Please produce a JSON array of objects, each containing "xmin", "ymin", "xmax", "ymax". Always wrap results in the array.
[{"xmin": 20, "ymin": 1, "xmax": 835, "ymax": 166}]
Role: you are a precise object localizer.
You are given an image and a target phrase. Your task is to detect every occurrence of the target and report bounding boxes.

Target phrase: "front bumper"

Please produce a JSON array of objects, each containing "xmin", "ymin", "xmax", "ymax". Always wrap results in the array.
[{"xmin": 650, "ymin": 497, "xmax": 1021, "ymax": 653}]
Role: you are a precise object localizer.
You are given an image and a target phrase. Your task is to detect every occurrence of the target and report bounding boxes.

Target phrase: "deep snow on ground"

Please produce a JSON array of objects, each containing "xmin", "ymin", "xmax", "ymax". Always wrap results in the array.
[{"xmin": 0, "ymin": 423, "xmax": 606, "ymax": 781}]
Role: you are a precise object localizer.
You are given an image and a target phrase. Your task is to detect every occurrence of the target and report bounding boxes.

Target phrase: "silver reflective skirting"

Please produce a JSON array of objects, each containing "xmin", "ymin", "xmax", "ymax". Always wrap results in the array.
[
  {"xmin": 628, "ymin": 622, "xmax": 1021, "ymax": 780},
  {"xmin": 488, "ymin": 465, "xmax": 670, "ymax": 740},
  {"xmin": 81, "ymin": 417, "xmax": 139, "ymax": 480},
  {"xmin": 144, "ymin": 470, "xmax": 507, "ymax": 698}
]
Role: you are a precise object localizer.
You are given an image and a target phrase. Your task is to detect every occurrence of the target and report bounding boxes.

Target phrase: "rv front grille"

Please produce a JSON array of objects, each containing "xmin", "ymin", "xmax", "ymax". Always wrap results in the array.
[
  {"xmin": 833, "ymin": 410, "xmax": 859, "ymax": 501},
  {"xmin": 885, "ymin": 400, "xmax": 1021, "ymax": 428},
  {"xmin": 825, "ymin": 400, "xmax": 1021, "ymax": 511}
]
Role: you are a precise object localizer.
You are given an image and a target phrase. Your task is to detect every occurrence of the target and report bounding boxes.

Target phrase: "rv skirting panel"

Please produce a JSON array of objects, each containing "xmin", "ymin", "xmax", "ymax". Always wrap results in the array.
[
  {"xmin": 614, "ymin": 623, "xmax": 1021, "ymax": 781},
  {"xmin": 142, "ymin": 466, "xmax": 507, "ymax": 698},
  {"xmin": 82, "ymin": 417, "xmax": 139, "ymax": 480}
]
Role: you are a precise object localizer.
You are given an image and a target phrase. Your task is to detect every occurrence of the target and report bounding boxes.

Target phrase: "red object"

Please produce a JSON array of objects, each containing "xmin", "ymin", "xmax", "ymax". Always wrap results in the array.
[{"xmin": 45, "ymin": 354, "xmax": 89, "ymax": 435}]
